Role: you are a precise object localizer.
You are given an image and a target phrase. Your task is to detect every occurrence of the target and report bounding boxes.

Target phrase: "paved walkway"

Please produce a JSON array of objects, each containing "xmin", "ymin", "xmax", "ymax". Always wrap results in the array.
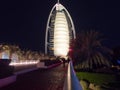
[{"xmin": 1, "ymin": 64, "xmax": 68, "ymax": 90}]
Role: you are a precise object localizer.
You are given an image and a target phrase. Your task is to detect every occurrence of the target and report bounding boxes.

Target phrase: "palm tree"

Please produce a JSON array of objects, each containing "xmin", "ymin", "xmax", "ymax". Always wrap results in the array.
[{"xmin": 71, "ymin": 30, "xmax": 113, "ymax": 70}]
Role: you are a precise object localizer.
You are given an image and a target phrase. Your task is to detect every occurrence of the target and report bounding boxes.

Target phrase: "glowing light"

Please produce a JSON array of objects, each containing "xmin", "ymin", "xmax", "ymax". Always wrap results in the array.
[
  {"xmin": 45, "ymin": 3, "xmax": 76, "ymax": 56},
  {"xmin": 2, "ymin": 52, "xmax": 9, "ymax": 59},
  {"xmin": 54, "ymin": 11, "xmax": 69, "ymax": 57}
]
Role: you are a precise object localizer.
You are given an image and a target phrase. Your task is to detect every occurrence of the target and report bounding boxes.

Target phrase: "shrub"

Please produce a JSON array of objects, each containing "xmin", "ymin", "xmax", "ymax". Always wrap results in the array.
[
  {"xmin": 95, "ymin": 85, "xmax": 107, "ymax": 90},
  {"xmin": 40, "ymin": 59, "xmax": 61, "ymax": 66},
  {"xmin": 80, "ymin": 79, "xmax": 90, "ymax": 90},
  {"xmin": 0, "ymin": 59, "xmax": 14, "ymax": 79}
]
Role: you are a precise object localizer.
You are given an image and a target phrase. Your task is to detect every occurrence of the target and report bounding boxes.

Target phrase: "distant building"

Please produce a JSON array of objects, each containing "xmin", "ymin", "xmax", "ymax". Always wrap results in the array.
[
  {"xmin": 45, "ymin": 1, "xmax": 76, "ymax": 57},
  {"xmin": 112, "ymin": 46, "xmax": 120, "ymax": 65}
]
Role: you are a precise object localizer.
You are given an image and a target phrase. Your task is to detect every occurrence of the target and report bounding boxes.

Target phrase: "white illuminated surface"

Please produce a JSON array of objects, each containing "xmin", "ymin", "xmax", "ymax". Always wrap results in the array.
[
  {"xmin": 9, "ymin": 60, "xmax": 39, "ymax": 66},
  {"xmin": 45, "ymin": 2, "xmax": 76, "ymax": 56},
  {"xmin": 54, "ymin": 11, "xmax": 69, "ymax": 57},
  {"xmin": 2, "ymin": 52, "xmax": 9, "ymax": 59}
]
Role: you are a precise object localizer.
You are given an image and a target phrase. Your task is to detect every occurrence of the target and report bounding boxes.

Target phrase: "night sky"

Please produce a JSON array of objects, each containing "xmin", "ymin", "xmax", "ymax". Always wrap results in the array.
[{"xmin": 0, "ymin": 0, "xmax": 120, "ymax": 52}]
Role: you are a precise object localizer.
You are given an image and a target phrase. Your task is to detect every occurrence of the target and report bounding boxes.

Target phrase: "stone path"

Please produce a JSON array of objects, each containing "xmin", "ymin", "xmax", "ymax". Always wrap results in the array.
[{"xmin": 1, "ymin": 64, "xmax": 68, "ymax": 90}]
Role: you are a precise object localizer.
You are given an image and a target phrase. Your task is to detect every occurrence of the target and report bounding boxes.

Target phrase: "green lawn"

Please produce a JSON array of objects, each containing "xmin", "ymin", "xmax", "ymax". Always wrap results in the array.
[{"xmin": 76, "ymin": 72, "xmax": 117, "ymax": 86}]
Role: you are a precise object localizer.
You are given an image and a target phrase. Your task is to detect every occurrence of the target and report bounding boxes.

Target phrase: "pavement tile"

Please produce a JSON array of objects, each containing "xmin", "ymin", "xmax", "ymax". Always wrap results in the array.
[{"xmin": 1, "ymin": 64, "xmax": 68, "ymax": 90}]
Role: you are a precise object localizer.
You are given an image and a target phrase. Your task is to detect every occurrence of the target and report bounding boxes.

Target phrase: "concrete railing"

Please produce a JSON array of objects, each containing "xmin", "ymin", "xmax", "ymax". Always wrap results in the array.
[{"xmin": 63, "ymin": 61, "xmax": 83, "ymax": 90}]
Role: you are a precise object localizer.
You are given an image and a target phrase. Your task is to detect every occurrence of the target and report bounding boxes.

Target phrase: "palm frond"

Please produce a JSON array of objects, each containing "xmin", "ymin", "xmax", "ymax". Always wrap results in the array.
[{"xmin": 71, "ymin": 30, "xmax": 112, "ymax": 70}]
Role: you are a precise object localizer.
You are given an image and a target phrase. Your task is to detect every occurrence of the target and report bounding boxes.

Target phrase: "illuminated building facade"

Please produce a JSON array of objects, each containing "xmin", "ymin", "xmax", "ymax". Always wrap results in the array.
[{"xmin": 45, "ymin": 1, "xmax": 76, "ymax": 57}]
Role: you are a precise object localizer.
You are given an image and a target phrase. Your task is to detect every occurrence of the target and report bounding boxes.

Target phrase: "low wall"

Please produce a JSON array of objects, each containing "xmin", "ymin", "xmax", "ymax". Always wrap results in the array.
[
  {"xmin": 37, "ymin": 62, "xmax": 62, "ymax": 69},
  {"xmin": 37, "ymin": 62, "xmax": 47, "ymax": 68},
  {"xmin": 0, "ymin": 75, "xmax": 16, "ymax": 88}
]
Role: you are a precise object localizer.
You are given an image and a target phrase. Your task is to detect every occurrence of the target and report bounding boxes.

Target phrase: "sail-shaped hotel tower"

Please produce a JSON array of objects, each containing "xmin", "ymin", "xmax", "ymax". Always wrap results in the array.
[{"xmin": 45, "ymin": 1, "xmax": 76, "ymax": 57}]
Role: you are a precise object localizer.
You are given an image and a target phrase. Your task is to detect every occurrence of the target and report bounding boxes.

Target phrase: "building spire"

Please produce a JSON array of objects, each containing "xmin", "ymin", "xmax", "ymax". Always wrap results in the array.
[{"xmin": 57, "ymin": 0, "xmax": 60, "ymax": 4}]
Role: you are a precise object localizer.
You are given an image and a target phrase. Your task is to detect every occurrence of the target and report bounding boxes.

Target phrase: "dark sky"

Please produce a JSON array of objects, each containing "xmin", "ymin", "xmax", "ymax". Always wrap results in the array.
[{"xmin": 0, "ymin": 0, "xmax": 120, "ymax": 52}]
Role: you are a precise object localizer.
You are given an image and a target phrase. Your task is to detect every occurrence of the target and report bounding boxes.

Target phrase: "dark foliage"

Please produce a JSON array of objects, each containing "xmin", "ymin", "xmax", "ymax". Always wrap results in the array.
[
  {"xmin": 71, "ymin": 31, "xmax": 113, "ymax": 70},
  {"xmin": 0, "ymin": 59, "xmax": 14, "ymax": 79}
]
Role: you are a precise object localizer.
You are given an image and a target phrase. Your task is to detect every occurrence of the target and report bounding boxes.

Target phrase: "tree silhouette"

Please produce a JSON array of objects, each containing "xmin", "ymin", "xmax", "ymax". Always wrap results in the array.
[{"xmin": 71, "ymin": 30, "xmax": 113, "ymax": 70}]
